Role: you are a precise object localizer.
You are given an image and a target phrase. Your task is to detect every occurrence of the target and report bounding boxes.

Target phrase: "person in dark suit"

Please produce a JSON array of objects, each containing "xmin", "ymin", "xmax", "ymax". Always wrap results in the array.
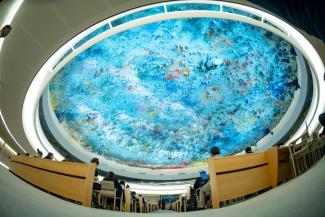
[{"xmin": 103, "ymin": 171, "xmax": 124, "ymax": 209}]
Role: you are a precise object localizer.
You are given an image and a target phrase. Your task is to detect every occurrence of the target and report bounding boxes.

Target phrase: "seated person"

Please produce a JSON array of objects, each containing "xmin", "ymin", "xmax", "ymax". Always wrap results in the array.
[
  {"xmin": 194, "ymin": 171, "xmax": 209, "ymax": 188},
  {"xmin": 193, "ymin": 146, "xmax": 220, "ymax": 209},
  {"xmin": 161, "ymin": 197, "xmax": 165, "ymax": 210},
  {"xmin": 131, "ymin": 191, "xmax": 136, "ymax": 199},
  {"xmin": 34, "ymin": 149, "xmax": 43, "ymax": 158},
  {"xmin": 128, "ymin": 185, "xmax": 136, "ymax": 200},
  {"xmin": 43, "ymin": 152, "xmax": 54, "ymax": 160},
  {"xmin": 62, "ymin": 155, "xmax": 72, "ymax": 162},
  {"xmin": 245, "ymin": 147, "xmax": 253, "ymax": 154},
  {"xmin": 120, "ymin": 180, "xmax": 125, "ymax": 190},
  {"xmin": 193, "ymin": 170, "xmax": 211, "ymax": 209},
  {"xmin": 119, "ymin": 180, "xmax": 126, "ymax": 204},
  {"xmin": 103, "ymin": 171, "xmax": 123, "ymax": 197},
  {"xmin": 90, "ymin": 158, "xmax": 101, "ymax": 207},
  {"xmin": 210, "ymin": 146, "xmax": 220, "ymax": 158}
]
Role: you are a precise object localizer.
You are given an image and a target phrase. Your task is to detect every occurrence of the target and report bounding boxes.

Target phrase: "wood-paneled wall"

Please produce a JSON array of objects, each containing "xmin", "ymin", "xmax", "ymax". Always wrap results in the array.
[
  {"xmin": 208, "ymin": 147, "xmax": 278, "ymax": 208},
  {"xmin": 10, "ymin": 155, "xmax": 96, "ymax": 207}
]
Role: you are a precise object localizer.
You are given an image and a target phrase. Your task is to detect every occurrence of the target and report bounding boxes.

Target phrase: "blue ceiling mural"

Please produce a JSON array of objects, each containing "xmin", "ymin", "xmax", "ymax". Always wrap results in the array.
[{"xmin": 49, "ymin": 18, "xmax": 298, "ymax": 169}]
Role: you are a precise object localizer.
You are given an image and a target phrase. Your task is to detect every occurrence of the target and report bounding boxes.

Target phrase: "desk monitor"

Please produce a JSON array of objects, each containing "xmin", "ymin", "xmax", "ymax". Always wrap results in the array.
[{"xmin": 200, "ymin": 170, "xmax": 209, "ymax": 181}]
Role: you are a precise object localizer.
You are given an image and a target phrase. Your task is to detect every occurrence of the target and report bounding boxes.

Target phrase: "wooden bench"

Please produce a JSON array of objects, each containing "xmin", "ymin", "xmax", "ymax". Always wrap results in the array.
[
  {"xmin": 208, "ymin": 147, "xmax": 278, "ymax": 208},
  {"xmin": 10, "ymin": 155, "xmax": 96, "ymax": 207}
]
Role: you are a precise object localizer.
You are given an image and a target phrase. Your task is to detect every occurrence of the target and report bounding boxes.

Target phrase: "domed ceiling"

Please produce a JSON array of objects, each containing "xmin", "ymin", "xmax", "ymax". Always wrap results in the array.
[{"xmin": 48, "ymin": 17, "xmax": 298, "ymax": 169}]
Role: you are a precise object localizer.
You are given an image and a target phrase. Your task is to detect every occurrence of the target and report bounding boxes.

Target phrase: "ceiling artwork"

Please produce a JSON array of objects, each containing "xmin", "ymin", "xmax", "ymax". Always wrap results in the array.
[{"xmin": 48, "ymin": 17, "xmax": 298, "ymax": 169}]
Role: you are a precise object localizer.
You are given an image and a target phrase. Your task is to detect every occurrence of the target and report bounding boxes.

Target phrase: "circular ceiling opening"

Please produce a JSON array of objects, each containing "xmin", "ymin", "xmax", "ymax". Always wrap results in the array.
[
  {"xmin": 48, "ymin": 17, "xmax": 298, "ymax": 169},
  {"xmin": 23, "ymin": 1, "xmax": 325, "ymax": 180}
]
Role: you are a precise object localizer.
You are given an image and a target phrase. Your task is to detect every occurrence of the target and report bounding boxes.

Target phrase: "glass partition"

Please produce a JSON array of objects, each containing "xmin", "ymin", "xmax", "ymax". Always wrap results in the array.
[
  {"xmin": 74, "ymin": 24, "xmax": 111, "ymax": 49},
  {"xmin": 111, "ymin": 6, "xmax": 165, "ymax": 27},
  {"xmin": 166, "ymin": 3, "xmax": 220, "ymax": 12},
  {"xmin": 53, "ymin": 48, "xmax": 73, "ymax": 69},
  {"xmin": 223, "ymin": 6, "xmax": 259, "ymax": 20}
]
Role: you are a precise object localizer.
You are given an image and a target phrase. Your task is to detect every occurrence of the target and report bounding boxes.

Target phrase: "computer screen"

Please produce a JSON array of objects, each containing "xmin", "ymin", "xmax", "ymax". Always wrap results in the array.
[{"xmin": 200, "ymin": 170, "xmax": 209, "ymax": 181}]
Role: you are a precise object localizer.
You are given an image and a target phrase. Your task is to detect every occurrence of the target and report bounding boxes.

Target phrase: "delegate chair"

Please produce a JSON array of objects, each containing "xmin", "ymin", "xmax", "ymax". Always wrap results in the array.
[
  {"xmin": 100, "ymin": 181, "xmax": 123, "ymax": 211},
  {"xmin": 140, "ymin": 196, "xmax": 145, "ymax": 213},
  {"xmin": 134, "ymin": 195, "xmax": 145, "ymax": 213}
]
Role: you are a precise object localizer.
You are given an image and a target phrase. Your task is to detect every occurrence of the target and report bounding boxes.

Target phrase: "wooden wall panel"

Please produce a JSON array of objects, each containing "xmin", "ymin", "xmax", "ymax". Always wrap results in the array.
[
  {"xmin": 212, "ymin": 153, "xmax": 268, "ymax": 173},
  {"xmin": 11, "ymin": 155, "xmax": 92, "ymax": 177},
  {"xmin": 10, "ymin": 161, "xmax": 85, "ymax": 201},
  {"xmin": 10, "ymin": 156, "xmax": 95, "ymax": 207},
  {"xmin": 208, "ymin": 147, "xmax": 278, "ymax": 209},
  {"xmin": 217, "ymin": 166, "xmax": 271, "ymax": 201}
]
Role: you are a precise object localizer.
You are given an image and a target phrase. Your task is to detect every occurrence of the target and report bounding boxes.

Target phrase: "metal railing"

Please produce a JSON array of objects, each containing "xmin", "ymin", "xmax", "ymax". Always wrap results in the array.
[{"xmin": 289, "ymin": 134, "xmax": 325, "ymax": 177}]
